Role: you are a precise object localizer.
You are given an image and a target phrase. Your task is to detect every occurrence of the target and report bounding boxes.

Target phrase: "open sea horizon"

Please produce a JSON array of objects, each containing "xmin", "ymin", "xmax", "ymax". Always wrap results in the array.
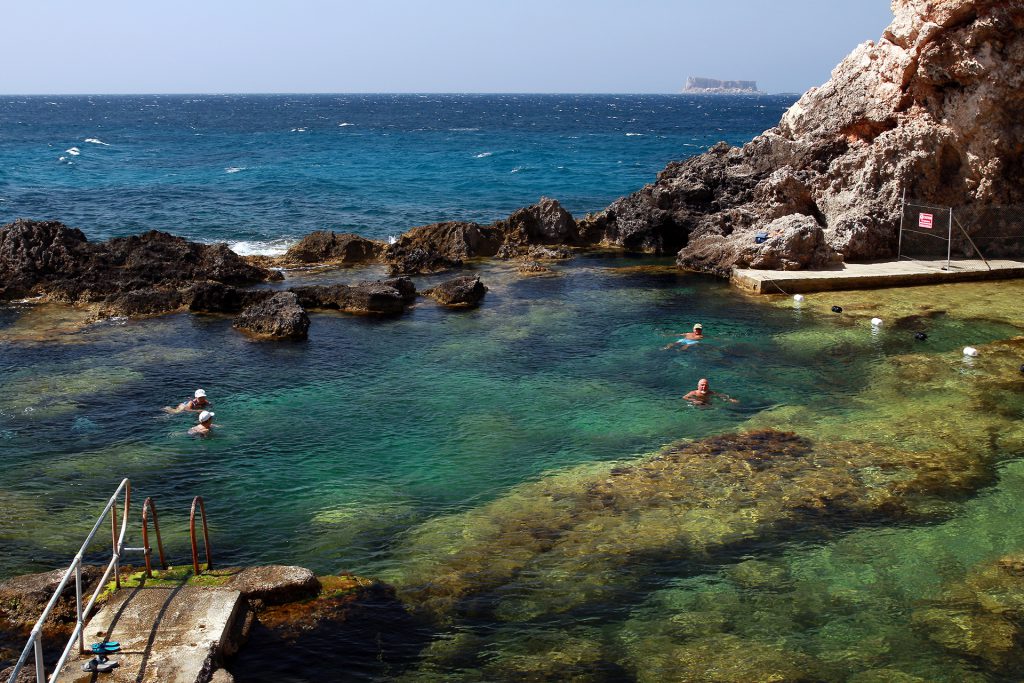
[{"xmin": 0, "ymin": 93, "xmax": 795, "ymax": 253}]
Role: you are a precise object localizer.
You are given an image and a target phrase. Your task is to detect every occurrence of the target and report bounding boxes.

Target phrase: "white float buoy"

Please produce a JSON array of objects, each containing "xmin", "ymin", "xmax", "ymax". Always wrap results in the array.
[
  {"xmin": 793, "ymin": 294, "xmax": 804, "ymax": 302},
  {"xmin": 963, "ymin": 346, "xmax": 979, "ymax": 357},
  {"xmin": 870, "ymin": 317, "xmax": 883, "ymax": 327}
]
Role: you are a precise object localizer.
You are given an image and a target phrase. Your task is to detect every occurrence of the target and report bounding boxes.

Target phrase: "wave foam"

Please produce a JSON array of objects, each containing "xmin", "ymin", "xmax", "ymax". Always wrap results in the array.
[
  {"xmin": 225, "ymin": 167, "xmax": 246, "ymax": 174},
  {"xmin": 474, "ymin": 152, "xmax": 493, "ymax": 158},
  {"xmin": 625, "ymin": 133, "xmax": 644, "ymax": 137},
  {"xmin": 290, "ymin": 127, "xmax": 307, "ymax": 133},
  {"xmin": 65, "ymin": 147, "xmax": 80, "ymax": 156},
  {"xmin": 228, "ymin": 238, "xmax": 296, "ymax": 257},
  {"xmin": 84, "ymin": 138, "xmax": 110, "ymax": 146},
  {"xmin": 338, "ymin": 122, "xmax": 355, "ymax": 127}
]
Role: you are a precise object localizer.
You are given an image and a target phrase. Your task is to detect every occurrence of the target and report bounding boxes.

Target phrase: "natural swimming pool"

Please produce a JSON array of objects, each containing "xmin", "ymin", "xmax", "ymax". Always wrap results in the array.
[{"xmin": 3, "ymin": 255, "xmax": 1024, "ymax": 681}]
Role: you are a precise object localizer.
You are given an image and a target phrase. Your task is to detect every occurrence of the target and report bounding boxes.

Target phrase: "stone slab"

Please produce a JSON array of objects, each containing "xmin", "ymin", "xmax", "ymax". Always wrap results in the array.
[
  {"xmin": 731, "ymin": 259, "xmax": 1024, "ymax": 294},
  {"xmin": 54, "ymin": 586, "xmax": 242, "ymax": 683}
]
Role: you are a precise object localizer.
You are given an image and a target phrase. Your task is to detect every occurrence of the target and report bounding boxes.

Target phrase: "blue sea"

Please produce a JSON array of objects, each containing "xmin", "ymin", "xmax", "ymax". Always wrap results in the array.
[
  {"xmin": 0, "ymin": 94, "xmax": 793, "ymax": 250},
  {"xmin": 4, "ymin": 95, "xmax": 1024, "ymax": 682}
]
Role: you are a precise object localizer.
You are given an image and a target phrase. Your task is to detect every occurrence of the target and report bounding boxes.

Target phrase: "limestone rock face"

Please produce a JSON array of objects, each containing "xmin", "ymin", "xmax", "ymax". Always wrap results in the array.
[
  {"xmin": 585, "ymin": 1, "xmax": 1024, "ymax": 273},
  {"xmin": 233, "ymin": 292, "xmax": 310, "ymax": 341},
  {"xmin": 424, "ymin": 276, "xmax": 487, "ymax": 308},
  {"xmin": 493, "ymin": 197, "xmax": 579, "ymax": 248}
]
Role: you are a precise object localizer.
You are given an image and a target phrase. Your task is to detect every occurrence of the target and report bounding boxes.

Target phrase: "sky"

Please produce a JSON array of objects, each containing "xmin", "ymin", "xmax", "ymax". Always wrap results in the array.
[{"xmin": 3, "ymin": 0, "xmax": 893, "ymax": 95}]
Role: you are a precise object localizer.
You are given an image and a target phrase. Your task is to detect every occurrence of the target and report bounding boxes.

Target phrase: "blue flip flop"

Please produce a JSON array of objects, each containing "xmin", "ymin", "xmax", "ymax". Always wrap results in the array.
[{"xmin": 90, "ymin": 641, "xmax": 120, "ymax": 653}]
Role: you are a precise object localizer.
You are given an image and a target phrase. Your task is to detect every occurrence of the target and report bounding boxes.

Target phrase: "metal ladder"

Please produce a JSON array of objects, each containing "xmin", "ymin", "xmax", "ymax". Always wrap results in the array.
[{"xmin": 6, "ymin": 479, "xmax": 214, "ymax": 683}]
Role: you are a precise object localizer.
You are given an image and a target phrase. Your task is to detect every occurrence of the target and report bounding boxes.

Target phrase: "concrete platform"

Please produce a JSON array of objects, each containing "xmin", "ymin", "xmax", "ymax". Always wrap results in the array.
[
  {"xmin": 55, "ymin": 586, "xmax": 243, "ymax": 683},
  {"xmin": 731, "ymin": 258, "xmax": 1024, "ymax": 294}
]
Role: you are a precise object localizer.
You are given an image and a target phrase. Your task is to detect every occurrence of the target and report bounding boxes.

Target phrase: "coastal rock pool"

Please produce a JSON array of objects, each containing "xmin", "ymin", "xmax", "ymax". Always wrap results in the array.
[{"xmin": 2, "ymin": 255, "xmax": 1023, "ymax": 681}]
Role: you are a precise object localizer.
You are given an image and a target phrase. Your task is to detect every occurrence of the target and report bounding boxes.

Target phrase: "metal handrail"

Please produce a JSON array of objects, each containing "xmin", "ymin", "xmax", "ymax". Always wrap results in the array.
[
  {"xmin": 140, "ymin": 497, "xmax": 168, "ymax": 576},
  {"xmin": 7, "ymin": 478, "xmax": 132, "ymax": 683},
  {"xmin": 189, "ymin": 496, "xmax": 213, "ymax": 575}
]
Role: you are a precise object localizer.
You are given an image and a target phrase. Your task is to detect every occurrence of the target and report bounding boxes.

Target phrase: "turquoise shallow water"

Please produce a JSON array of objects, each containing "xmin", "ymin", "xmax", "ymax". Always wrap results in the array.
[{"xmin": 3, "ymin": 258, "xmax": 1024, "ymax": 681}]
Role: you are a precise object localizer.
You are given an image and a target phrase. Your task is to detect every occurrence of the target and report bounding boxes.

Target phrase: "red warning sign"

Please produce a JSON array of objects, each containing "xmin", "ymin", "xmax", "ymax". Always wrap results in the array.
[{"xmin": 919, "ymin": 212, "xmax": 933, "ymax": 229}]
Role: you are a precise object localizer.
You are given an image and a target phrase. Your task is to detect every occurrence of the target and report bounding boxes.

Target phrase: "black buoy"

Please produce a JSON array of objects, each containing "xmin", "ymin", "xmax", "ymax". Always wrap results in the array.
[
  {"xmin": 831, "ymin": 305, "xmax": 843, "ymax": 313},
  {"xmin": 915, "ymin": 332, "xmax": 928, "ymax": 341}
]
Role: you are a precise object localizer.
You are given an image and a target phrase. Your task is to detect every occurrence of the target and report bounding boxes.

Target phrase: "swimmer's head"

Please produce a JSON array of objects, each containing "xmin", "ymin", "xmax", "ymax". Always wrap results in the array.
[
  {"xmin": 198, "ymin": 410, "xmax": 214, "ymax": 425},
  {"xmin": 693, "ymin": 323, "xmax": 703, "ymax": 332},
  {"xmin": 697, "ymin": 378, "xmax": 709, "ymax": 391},
  {"xmin": 194, "ymin": 389, "xmax": 207, "ymax": 398}
]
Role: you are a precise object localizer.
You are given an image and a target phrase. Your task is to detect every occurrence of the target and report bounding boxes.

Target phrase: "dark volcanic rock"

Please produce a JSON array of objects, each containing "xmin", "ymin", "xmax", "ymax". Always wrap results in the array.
[
  {"xmin": 233, "ymin": 292, "xmax": 310, "ymax": 341},
  {"xmin": 384, "ymin": 221, "xmax": 503, "ymax": 275},
  {"xmin": 99, "ymin": 287, "xmax": 186, "ymax": 318},
  {"xmin": 494, "ymin": 197, "xmax": 579, "ymax": 249},
  {"xmin": 280, "ymin": 231, "xmax": 384, "ymax": 265},
  {"xmin": 424, "ymin": 276, "xmax": 487, "ymax": 308},
  {"xmin": 0, "ymin": 220, "xmax": 279, "ymax": 305},
  {"xmin": 291, "ymin": 277, "xmax": 415, "ymax": 315},
  {"xmin": 188, "ymin": 281, "xmax": 274, "ymax": 313}
]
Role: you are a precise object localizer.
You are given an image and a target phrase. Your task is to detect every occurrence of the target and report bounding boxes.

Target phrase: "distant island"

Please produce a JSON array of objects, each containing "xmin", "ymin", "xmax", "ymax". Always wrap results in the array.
[{"xmin": 683, "ymin": 77, "xmax": 762, "ymax": 94}]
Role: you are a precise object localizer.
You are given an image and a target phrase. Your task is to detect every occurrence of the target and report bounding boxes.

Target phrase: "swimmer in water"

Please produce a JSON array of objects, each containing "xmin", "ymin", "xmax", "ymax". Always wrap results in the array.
[
  {"xmin": 682, "ymin": 378, "xmax": 738, "ymax": 405},
  {"xmin": 165, "ymin": 389, "xmax": 211, "ymax": 414},
  {"xmin": 664, "ymin": 323, "xmax": 704, "ymax": 350},
  {"xmin": 188, "ymin": 410, "xmax": 215, "ymax": 436}
]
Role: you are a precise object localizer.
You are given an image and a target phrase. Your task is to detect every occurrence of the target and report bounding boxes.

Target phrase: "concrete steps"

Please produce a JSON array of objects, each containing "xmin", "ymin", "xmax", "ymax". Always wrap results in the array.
[{"xmin": 55, "ymin": 586, "xmax": 243, "ymax": 683}]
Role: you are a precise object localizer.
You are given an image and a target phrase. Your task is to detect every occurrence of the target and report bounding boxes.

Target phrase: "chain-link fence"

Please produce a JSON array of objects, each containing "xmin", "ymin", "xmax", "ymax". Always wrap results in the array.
[
  {"xmin": 899, "ymin": 197, "xmax": 1024, "ymax": 268},
  {"xmin": 955, "ymin": 204, "xmax": 1024, "ymax": 260},
  {"xmin": 898, "ymin": 200, "xmax": 954, "ymax": 266}
]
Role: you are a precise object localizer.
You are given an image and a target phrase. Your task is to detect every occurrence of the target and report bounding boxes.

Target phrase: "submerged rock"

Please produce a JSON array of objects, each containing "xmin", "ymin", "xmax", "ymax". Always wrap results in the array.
[
  {"xmin": 390, "ymin": 429, "xmax": 991, "ymax": 622},
  {"xmin": 913, "ymin": 553, "xmax": 1024, "ymax": 675},
  {"xmin": 423, "ymin": 276, "xmax": 487, "ymax": 308},
  {"xmin": 233, "ymin": 292, "xmax": 310, "ymax": 341}
]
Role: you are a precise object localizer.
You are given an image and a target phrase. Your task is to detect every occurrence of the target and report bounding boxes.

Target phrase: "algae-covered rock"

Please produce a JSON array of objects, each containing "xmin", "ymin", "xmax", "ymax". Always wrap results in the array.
[
  {"xmin": 913, "ymin": 552, "xmax": 1024, "ymax": 674},
  {"xmin": 390, "ymin": 429, "xmax": 990, "ymax": 622},
  {"xmin": 634, "ymin": 634, "xmax": 821, "ymax": 683}
]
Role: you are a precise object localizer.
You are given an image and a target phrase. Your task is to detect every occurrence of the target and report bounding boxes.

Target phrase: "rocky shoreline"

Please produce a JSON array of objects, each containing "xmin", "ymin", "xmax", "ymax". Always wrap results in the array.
[{"xmin": 3, "ymin": 2, "xmax": 1021, "ymax": 339}]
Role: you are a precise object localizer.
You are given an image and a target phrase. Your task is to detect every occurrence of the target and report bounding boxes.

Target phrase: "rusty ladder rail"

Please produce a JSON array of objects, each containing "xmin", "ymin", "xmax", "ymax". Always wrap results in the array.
[
  {"xmin": 190, "ymin": 496, "xmax": 213, "ymax": 575},
  {"xmin": 138, "ymin": 497, "xmax": 168, "ymax": 576}
]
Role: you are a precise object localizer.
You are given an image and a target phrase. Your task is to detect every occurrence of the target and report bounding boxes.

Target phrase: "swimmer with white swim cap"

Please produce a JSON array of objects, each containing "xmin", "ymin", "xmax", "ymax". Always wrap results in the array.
[
  {"xmin": 664, "ymin": 323, "xmax": 704, "ymax": 350},
  {"xmin": 164, "ymin": 389, "xmax": 211, "ymax": 414},
  {"xmin": 188, "ymin": 410, "xmax": 216, "ymax": 436}
]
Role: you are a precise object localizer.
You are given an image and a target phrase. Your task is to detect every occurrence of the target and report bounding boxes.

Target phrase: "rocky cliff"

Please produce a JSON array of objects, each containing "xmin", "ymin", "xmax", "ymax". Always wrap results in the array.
[{"xmin": 587, "ymin": 0, "xmax": 1024, "ymax": 275}]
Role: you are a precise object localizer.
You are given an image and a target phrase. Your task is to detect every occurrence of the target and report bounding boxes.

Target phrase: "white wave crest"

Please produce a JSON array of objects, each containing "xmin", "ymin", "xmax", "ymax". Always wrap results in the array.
[
  {"xmin": 84, "ymin": 138, "xmax": 110, "ymax": 145},
  {"xmin": 387, "ymin": 235, "xmax": 398, "ymax": 245},
  {"xmin": 625, "ymin": 133, "xmax": 644, "ymax": 137},
  {"xmin": 225, "ymin": 167, "xmax": 246, "ymax": 174},
  {"xmin": 228, "ymin": 238, "xmax": 296, "ymax": 257},
  {"xmin": 338, "ymin": 122, "xmax": 355, "ymax": 127},
  {"xmin": 510, "ymin": 166, "xmax": 524, "ymax": 174},
  {"xmin": 474, "ymin": 152, "xmax": 493, "ymax": 158},
  {"xmin": 290, "ymin": 127, "xmax": 307, "ymax": 133},
  {"xmin": 65, "ymin": 147, "xmax": 80, "ymax": 155}
]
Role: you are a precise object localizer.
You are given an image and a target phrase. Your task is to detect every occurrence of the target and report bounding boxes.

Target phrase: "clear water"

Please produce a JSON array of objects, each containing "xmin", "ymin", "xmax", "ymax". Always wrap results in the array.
[
  {"xmin": 3, "ymin": 95, "xmax": 1024, "ymax": 682},
  {"xmin": 4, "ymin": 264, "xmax": 1024, "ymax": 681}
]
